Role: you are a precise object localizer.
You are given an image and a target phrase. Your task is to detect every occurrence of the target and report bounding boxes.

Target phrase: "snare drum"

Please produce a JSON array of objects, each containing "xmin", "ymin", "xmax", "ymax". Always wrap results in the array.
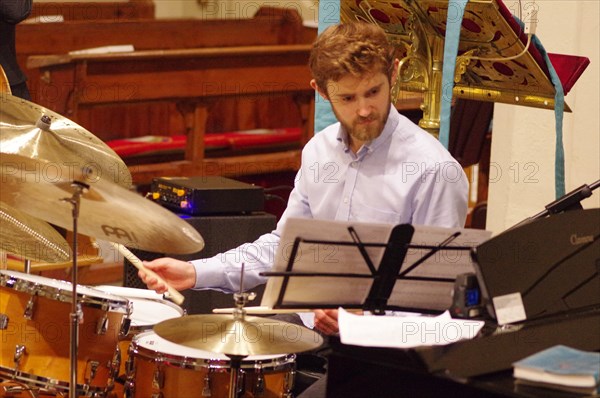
[
  {"xmin": 93, "ymin": 285, "xmax": 184, "ymax": 337},
  {"xmin": 126, "ymin": 331, "xmax": 296, "ymax": 398},
  {"xmin": 0, "ymin": 270, "xmax": 128, "ymax": 396}
]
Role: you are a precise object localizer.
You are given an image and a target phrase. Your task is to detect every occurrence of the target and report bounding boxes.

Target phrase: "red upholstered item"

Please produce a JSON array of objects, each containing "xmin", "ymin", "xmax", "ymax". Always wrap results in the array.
[
  {"xmin": 107, "ymin": 128, "xmax": 302, "ymax": 158},
  {"xmin": 547, "ymin": 53, "xmax": 590, "ymax": 95},
  {"xmin": 496, "ymin": 0, "xmax": 589, "ymax": 95}
]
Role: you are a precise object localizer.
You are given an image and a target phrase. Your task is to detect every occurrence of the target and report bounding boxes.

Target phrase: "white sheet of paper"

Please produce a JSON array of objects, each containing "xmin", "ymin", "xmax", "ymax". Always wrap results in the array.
[
  {"xmin": 492, "ymin": 292, "xmax": 527, "ymax": 325},
  {"xmin": 262, "ymin": 218, "xmax": 393, "ymax": 307},
  {"xmin": 338, "ymin": 308, "xmax": 484, "ymax": 349}
]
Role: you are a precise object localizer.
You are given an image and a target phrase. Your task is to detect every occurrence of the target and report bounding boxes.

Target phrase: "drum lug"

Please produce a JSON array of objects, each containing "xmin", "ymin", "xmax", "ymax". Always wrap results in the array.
[
  {"xmin": 152, "ymin": 366, "xmax": 165, "ymax": 389},
  {"xmin": 96, "ymin": 313, "xmax": 109, "ymax": 335},
  {"xmin": 24, "ymin": 296, "xmax": 36, "ymax": 320},
  {"xmin": 237, "ymin": 369, "xmax": 246, "ymax": 396},
  {"xmin": 120, "ymin": 316, "xmax": 132, "ymax": 338},
  {"xmin": 283, "ymin": 368, "xmax": 296, "ymax": 397},
  {"xmin": 0, "ymin": 313, "xmax": 8, "ymax": 330},
  {"xmin": 111, "ymin": 344, "xmax": 122, "ymax": 380},
  {"xmin": 125, "ymin": 348, "xmax": 135, "ymax": 375},
  {"xmin": 13, "ymin": 344, "xmax": 26, "ymax": 372},
  {"xmin": 254, "ymin": 363, "xmax": 265, "ymax": 396},
  {"xmin": 85, "ymin": 360, "xmax": 100, "ymax": 384},
  {"xmin": 201, "ymin": 372, "xmax": 212, "ymax": 397},
  {"xmin": 124, "ymin": 380, "xmax": 135, "ymax": 398},
  {"xmin": 125, "ymin": 353, "xmax": 136, "ymax": 398}
]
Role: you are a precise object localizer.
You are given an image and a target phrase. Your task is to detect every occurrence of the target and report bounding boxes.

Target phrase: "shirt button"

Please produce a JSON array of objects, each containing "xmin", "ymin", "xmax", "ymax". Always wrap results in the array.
[
  {"xmin": 350, "ymin": 162, "xmax": 358, "ymax": 168},
  {"xmin": 344, "ymin": 198, "xmax": 349, "ymax": 204}
]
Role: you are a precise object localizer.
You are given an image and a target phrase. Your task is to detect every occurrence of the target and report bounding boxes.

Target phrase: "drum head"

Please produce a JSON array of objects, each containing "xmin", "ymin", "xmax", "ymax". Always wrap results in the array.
[
  {"xmin": 0, "ymin": 270, "xmax": 128, "ymax": 311},
  {"xmin": 95, "ymin": 285, "xmax": 183, "ymax": 327}
]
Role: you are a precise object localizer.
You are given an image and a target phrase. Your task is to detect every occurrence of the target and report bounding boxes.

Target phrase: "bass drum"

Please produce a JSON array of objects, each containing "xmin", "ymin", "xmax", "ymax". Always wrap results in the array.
[{"xmin": 126, "ymin": 331, "xmax": 296, "ymax": 398}]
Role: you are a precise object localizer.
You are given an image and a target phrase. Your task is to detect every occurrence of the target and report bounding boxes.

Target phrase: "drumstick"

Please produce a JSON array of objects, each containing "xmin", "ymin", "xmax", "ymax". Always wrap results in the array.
[{"xmin": 109, "ymin": 242, "xmax": 185, "ymax": 305}]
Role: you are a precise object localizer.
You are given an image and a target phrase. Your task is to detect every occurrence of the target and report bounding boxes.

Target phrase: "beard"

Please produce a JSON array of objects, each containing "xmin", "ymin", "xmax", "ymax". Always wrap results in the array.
[
  {"xmin": 346, "ymin": 113, "xmax": 386, "ymax": 142},
  {"xmin": 333, "ymin": 101, "xmax": 391, "ymax": 145}
]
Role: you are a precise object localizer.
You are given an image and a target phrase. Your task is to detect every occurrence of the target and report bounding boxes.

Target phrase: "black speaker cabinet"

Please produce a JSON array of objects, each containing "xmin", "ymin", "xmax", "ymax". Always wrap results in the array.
[{"xmin": 124, "ymin": 213, "xmax": 277, "ymax": 314}]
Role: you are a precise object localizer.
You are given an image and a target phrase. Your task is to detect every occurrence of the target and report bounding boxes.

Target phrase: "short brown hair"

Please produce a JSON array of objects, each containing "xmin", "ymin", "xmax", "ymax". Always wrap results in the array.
[{"xmin": 309, "ymin": 22, "xmax": 395, "ymax": 94}]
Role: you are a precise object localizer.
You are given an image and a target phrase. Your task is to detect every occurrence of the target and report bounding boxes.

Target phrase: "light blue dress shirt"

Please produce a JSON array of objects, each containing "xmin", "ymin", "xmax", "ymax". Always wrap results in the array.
[{"xmin": 191, "ymin": 105, "xmax": 468, "ymax": 293}]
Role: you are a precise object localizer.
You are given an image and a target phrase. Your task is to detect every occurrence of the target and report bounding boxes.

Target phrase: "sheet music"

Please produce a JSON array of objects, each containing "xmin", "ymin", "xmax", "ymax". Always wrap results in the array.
[
  {"xmin": 261, "ymin": 218, "xmax": 491, "ymax": 311},
  {"xmin": 261, "ymin": 218, "xmax": 393, "ymax": 307},
  {"xmin": 338, "ymin": 308, "xmax": 485, "ymax": 348},
  {"xmin": 388, "ymin": 226, "xmax": 492, "ymax": 310}
]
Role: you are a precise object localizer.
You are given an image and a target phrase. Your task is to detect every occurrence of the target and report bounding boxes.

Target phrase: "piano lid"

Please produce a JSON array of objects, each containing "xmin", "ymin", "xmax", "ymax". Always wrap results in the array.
[{"xmin": 473, "ymin": 208, "xmax": 600, "ymax": 323}]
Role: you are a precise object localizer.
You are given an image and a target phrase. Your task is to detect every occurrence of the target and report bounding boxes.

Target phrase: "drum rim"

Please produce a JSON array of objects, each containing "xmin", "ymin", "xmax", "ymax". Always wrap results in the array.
[
  {"xmin": 93, "ymin": 285, "xmax": 185, "ymax": 328},
  {"xmin": 0, "ymin": 365, "xmax": 112, "ymax": 396},
  {"xmin": 0, "ymin": 270, "xmax": 128, "ymax": 312},
  {"xmin": 130, "ymin": 331, "xmax": 296, "ymax": 371}
]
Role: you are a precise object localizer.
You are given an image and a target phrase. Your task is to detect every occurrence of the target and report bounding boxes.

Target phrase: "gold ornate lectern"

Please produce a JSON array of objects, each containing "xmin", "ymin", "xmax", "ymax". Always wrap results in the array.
[{"xmin": 341, "ymin": 0, "xmax": 588, "ymax": 136}]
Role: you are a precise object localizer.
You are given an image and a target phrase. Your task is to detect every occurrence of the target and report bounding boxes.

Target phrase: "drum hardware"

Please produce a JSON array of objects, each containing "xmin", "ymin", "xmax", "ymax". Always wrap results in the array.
[
  {"xmin": 65, "ymin": 180, "xmax": 86, "ymax": 398},
  {"xmin": 283, "ymin": 370, "xmax": 295, "ymax": 397},
  {"xmin": 23, "ymin": 296, "xmax": 35, "ymax": 319},
  {"xmin": 84, "ymin": 361, "xmax": 100, "ymax": 385},
  {"xmin": 202, "ymin": 372, "xmax": 212, "ymax": 397},
  {"xmin": 13, "ymin": 345, "xmax": 26, "ymax": 373},
  {"xmin": 0, "ymin": 314, "xmax": 8, "ymax": 329},
  {"xmin": 152, "ymin": 365, "xmax": 165, "ymax": 390},
  {"xmin": 96, "ymin": 313, "xmax": 109, "ymax": 335},
  {"xmin": 253, "ymin": 365, "xmax": 266, "ymax": 396}
]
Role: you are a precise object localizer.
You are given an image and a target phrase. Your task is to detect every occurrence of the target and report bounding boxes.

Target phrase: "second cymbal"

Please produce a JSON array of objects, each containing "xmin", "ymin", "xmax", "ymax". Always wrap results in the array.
[
  {"xmin": 1, "ymin": 153, "xmax": 204, "ymax": 254},
  {"xmin": 154, "ymin": 314, "xmax": 324, "ymax": 357},
  {"xmin": 0, "ymin": 201, "xmax": 70, "ymax": 263}
]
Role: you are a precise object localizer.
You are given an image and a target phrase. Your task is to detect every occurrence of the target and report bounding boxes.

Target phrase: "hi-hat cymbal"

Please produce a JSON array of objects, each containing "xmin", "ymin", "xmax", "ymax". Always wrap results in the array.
[
  {"xmin": 153, "ymin": 314, "xmax": 324, "ymax": 357},
  {"xmin": 0, "ymin": 153, "xmax": 204, "ymax": 254},
  {"xmin": 0, "ymin": 201, "xmax": 70, "ymax": 263},
  {"xmin": 0, "ymin": 94, "xmax": 132, "ymax": 187}
]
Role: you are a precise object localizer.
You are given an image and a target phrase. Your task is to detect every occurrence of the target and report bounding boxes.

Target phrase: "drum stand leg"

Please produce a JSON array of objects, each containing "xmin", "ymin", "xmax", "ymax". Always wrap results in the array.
[
  {"xmin": 227, "ymin": 355, "xmax": 246, "ymax": 398},
  {"xmin": 63, "ymin": 182, "xmax": 88, "ymax": 398}
]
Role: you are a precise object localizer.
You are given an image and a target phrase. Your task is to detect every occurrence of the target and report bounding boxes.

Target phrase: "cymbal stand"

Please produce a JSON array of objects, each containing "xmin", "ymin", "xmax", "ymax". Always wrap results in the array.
[
  {"xmin": 62, "ymin": 181, "xmax": 89, "ymax": 398},
  {"xmin": 23, "ymin": 259, "xmax": 31, "ymax": 274},
  {"xmin": 226, "ymin": 264, "xmax": 254, "ymax": 398}
]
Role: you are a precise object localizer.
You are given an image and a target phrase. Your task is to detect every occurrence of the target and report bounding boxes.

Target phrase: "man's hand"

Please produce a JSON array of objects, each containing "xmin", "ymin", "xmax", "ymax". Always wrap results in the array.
[
  {"xmin": 313, "ymin": 309, "xmax": 340, "ymax": 335},
  {"xmin": 139, "ymin": 257, "xmax": 196, "ymax": 293}
]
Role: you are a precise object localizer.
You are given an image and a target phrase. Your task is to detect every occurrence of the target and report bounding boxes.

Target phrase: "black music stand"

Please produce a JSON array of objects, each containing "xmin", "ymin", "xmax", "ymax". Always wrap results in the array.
[{"xmin": 261, "ymin": 218, "xmax": 490, "ymax": 315}]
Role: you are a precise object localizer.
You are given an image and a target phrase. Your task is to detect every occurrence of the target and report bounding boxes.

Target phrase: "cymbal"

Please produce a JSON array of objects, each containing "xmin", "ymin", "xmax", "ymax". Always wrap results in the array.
[
  {"xmin": 0, "ymin": 153, "xmax": 204, "ymax": 254},
  {"xmin": 0, "ymin": 94, "xmax": 132, "ymax": 187},
  {"xmin": 0, "ymin": 201, "xmax": 70, "ymax": 263},
  {"xmin": 153, "ymin": 314, "xmax": 324, "ymax": 357}
]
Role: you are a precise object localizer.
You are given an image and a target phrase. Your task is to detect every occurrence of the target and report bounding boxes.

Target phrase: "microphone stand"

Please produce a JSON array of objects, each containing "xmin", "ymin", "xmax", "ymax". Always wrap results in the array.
[{"xmin": 510, "ymin": 179, "xmax": 600, "ymax": 230}]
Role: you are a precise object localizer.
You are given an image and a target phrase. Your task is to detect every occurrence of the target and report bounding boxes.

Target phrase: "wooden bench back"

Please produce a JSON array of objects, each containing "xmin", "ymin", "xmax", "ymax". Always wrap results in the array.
[{"xmin": 28, "ymin": 0, "xmax": 155, "ymax": 22}]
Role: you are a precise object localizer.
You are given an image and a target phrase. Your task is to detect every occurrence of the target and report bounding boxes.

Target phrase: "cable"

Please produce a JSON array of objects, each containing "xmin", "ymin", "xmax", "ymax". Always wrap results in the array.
[{"xmin": 466, "ymin": 33, "xmax": 532, "ymax": 62}]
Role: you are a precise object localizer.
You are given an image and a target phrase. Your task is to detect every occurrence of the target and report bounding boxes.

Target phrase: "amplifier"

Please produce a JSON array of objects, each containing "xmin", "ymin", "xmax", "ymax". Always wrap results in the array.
[{"xmin": 150, "ymin": 176, "xmax": 265, "ymax": 215}]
